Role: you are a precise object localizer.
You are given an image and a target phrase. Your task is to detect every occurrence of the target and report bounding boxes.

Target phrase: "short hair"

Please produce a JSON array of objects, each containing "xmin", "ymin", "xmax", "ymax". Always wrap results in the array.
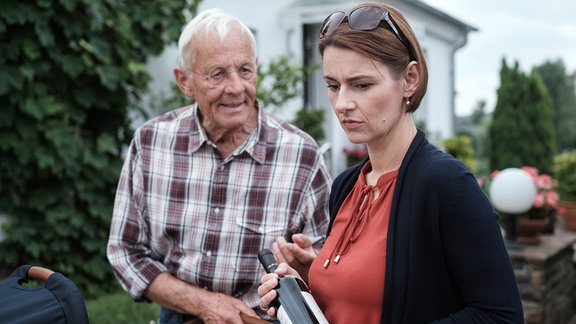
[
  {"xmin": 318, "ymin": 2, "xmax": 428, "ymax": 112},
  {"xmin": 177, "ymin": 8, "xmax": 257, "ymax": 71}
]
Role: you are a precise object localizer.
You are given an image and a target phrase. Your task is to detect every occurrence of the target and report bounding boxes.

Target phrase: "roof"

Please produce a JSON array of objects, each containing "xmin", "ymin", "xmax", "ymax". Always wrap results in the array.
[
  {"xmin": 286, "ymin": 0, "xmax": 477, "ymax": 32},
  {"xmin": 405, "ymin": 0, "xmax": 478, "ymax": 32}
]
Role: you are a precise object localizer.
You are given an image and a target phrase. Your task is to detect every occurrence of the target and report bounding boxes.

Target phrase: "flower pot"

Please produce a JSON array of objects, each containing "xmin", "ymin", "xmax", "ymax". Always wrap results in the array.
[
  {"xmin": 559, "ymin": 201, "xmax": 576, "ymax": 231},
  {"xmin": 516, "ymin": 218, "xmax": 549, "ymax": 245}
]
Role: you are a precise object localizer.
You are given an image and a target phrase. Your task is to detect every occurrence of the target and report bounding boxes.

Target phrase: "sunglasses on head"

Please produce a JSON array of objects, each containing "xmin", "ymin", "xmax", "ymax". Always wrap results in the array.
[{"xmin": 319, "ymin": 6, "xmax": 416, "ymax": 62}]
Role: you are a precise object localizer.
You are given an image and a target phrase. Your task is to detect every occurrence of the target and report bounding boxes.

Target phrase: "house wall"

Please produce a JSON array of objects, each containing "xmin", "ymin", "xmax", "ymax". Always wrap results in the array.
[{"xmin": 144, "ymin": 0, "xmax": 471, "ymax": 176}]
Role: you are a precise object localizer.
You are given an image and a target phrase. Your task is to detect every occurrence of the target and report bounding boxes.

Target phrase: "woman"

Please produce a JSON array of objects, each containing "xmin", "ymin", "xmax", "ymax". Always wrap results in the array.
[{"xmin": 258, "ymin": 2, "xmax": 524, "ymax": 323}]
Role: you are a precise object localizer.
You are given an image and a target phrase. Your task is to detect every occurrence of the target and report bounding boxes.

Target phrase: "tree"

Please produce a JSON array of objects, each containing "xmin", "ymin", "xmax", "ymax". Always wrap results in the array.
[
  {"xmin": 0, "ymin": 0, "xmax": 199, "ymax": 298},
  {"xmin": 534, "ymin": 59, "xmax": 576, "ymax": 153},
  {"xmin": 471, "ymin": 99, "xmax": 487, "ymax": 125},
  {"xmin": 489, "ymin": 59, "xmax": 556, "ymax": 174}
]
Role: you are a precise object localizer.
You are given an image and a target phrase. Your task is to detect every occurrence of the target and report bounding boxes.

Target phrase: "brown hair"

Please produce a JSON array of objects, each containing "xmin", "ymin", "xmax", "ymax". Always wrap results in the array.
[{"xmin": 318, "ymin": 2, "xmax": 428, "ymax": 112}]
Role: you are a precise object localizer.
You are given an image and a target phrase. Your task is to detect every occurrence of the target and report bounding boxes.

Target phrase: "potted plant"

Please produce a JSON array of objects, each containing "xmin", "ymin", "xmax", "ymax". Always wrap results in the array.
[
  {"xmin": 519, "ymin": 167, "xmax": 560, "ymax": 235},
  {"xmin": 553, "ymin": 150, "xmax": 576, "ymax": 230},
  {"xmin": 488, "ymin": 166, "xmax": 560, "ymax": 244}
]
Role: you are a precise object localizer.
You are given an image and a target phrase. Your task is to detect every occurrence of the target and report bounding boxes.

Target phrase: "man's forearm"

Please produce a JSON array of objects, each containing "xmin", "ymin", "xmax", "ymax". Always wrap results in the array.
[
  {"xmin": 144, "ymin": 272, "xmax": 260, "ymax": 322},
  {"xmin": 144, "ymin": 272, "xmax": 207, "ymax": 315}
]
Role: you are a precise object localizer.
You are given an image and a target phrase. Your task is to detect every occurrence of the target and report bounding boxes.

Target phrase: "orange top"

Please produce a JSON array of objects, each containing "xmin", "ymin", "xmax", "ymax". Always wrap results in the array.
[{"xmin": 309, "ymin": 162, "xmax": 398, "ymax": 324}]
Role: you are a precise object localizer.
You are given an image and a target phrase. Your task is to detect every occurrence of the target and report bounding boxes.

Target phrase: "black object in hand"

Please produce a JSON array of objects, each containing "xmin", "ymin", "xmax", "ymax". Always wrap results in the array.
[{"xmin": 257, "ymin": 249, "xmax": 328, "ymax": 324}]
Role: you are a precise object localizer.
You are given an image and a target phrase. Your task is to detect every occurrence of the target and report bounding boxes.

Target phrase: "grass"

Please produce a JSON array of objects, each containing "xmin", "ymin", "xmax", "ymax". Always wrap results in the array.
[{"xmin": 85, "ymin": 291, "xmax": 160, "ymax": 324}]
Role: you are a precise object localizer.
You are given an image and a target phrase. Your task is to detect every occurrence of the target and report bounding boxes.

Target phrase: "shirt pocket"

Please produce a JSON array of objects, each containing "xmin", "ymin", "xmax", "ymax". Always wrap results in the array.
[{"xmin": 235, "ymin": 215, "xmax": 288, "ymax": 237}]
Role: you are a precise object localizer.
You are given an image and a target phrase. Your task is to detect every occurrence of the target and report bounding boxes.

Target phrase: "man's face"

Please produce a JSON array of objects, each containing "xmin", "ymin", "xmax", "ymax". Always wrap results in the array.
[{"xmin": 175, "ymin": 28, "xmax": 258, "ymax": 136}]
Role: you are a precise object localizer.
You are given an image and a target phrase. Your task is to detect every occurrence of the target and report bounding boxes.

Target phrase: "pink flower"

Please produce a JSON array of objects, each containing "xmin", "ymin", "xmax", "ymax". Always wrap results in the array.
[
  {"xmin": 533, "ymin": 193, "xmax": 545, "ymax": 208},
  {"xmin": 489, "ymin": 166, "xmax": 560, "ymax": 219},
  {"xmin": 521, "ymin": 166, "xmax": 538, "ymax": 178},
  {"xmin": 342, "ymin": 147, "xmax": 368, "ymax": 159},
  {"xmin": 536, "ymin": 174, "xmax": 554, "ymax": 191},
  {"xmin": 490, "ymin": 170, "xmax": 501, "ymax": 179},
  {"xmin": 546, "ymin": 191, "xmax": 559, "ymax": 208}
]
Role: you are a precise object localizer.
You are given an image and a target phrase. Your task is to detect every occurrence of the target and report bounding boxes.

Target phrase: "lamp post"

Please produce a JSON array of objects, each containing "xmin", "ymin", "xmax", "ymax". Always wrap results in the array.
[{"xmin": 489, "ymin": 168, "xmax": 537, "ymax": 248}]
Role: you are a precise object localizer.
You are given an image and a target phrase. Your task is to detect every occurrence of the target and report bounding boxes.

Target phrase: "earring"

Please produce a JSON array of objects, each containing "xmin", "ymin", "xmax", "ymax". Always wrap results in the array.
[{"xmin": 406, "ymin": 98, "xmax": 411, "ymax": 106}]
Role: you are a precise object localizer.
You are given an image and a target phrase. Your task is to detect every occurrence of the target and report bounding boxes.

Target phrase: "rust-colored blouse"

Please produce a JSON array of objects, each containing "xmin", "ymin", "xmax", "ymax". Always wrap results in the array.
[{"xmin": 309, "ymin": 162, "xmax": 398, "ymax": 324}]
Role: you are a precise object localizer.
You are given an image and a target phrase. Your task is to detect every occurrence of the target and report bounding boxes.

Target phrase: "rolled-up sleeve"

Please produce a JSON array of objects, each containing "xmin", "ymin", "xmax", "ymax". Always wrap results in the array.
[{"xmin": 107, "ymin": 138, "xmax": 166, "ymax": 300}]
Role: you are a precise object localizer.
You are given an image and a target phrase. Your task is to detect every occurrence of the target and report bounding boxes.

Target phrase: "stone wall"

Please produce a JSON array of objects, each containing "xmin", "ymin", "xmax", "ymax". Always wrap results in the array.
[{"xmin": 509, "ymin": 228, "xmax": 576, "ymax": 323}]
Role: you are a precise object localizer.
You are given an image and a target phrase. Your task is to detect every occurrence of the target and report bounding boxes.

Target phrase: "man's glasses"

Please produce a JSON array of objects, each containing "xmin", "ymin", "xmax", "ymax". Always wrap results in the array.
[
  {"xmin": 192, "ymin": 62, "xmax": 256, "ymax": 86},
  {"xmin": 319, "ymin": 6, "xmax": 416, "ymax": 62}
]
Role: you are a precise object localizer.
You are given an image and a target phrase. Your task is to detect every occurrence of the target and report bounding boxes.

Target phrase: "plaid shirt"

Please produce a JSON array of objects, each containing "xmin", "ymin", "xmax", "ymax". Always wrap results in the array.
[{"xmin": 107, "ymin": 104, "xmax": 331, "ymax": 309}]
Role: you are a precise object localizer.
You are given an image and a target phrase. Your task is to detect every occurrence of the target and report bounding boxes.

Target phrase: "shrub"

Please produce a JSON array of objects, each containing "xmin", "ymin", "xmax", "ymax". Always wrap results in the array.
[
  {"xmin": 0, "ymin": 0, "xmax": 199, "ymax": 298},
  {"xmin": 553, "ymin": 150, "xmax": 576, "ymax": 202}
]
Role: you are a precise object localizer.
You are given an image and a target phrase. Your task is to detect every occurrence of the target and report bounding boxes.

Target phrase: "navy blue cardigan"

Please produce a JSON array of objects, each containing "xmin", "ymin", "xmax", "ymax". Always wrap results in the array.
[{"xmin": 329, "ymin": 129, "xmax": 523, "ymax": 323}]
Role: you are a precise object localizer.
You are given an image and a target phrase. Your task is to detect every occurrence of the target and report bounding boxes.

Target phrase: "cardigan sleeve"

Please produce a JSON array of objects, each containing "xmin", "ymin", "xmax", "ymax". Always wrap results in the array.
[
  {"xmin": 421, "ymin": 160, "xmax": 523, "ymax": 323},
  {"xmin": 384, "ymin": 137, "xmax": 524, "ymax": 323}
]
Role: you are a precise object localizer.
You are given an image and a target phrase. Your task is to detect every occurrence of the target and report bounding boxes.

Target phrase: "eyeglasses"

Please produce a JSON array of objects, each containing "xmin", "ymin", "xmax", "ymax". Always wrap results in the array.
[
  {"xmin": 319, "ymin": 6, "xmax": 416, "ymax": 62},
  {"xmin": 191, "ymin": 62, "xmax": 256, "ymax": 86}
]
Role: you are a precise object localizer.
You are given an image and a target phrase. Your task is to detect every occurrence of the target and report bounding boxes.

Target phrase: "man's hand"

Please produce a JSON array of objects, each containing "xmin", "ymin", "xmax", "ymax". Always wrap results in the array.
[
  {"xmin": 194, "ymin": 292, "xmax": 258, "ymax": 323},
  {"xmin": 145, "ymin": 272, "xmax": 258, "ymax": 323}
]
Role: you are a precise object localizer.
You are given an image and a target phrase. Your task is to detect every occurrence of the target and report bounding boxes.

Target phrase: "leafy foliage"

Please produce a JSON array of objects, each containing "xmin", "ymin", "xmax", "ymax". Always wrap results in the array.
[
  {"xmin": 553, "ymin": 150, "xmax": 576, "ymax": 202},
  {"xmin": 0, "ymin": 0, "xmax": 199, "ymax": 298},
  {"xmin": 443, "ymin": 135, "xmax": 477, "ymax": 173},
  {"xmin": 534, "ymin": 59, "xmax": 576, "ymax": 153},
  {"xmin": 258, "ymin": 56, "xmax": 327, "ymax": 143},
  {"xmin": 256, "ymin": 56, "xmax": 317, "ymax": 110},
  {"xmin": 489, "ymin": 59, "xmax": 556, "ymax": 174},
  {"xmin": 293, "ymin": 109, "xmax": 326, "ymax": 143}
]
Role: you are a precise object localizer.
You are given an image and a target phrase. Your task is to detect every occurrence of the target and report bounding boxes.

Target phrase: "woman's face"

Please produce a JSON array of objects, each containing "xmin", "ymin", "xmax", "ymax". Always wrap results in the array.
[{"xmin": 322, "ymin": 46, "xmax": 409, "ymax": 146}]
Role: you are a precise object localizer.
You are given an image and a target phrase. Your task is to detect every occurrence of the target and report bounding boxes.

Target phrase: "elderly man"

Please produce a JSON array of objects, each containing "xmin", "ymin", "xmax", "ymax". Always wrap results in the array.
[{"xmin": 107, "ymin": 8, "xmax": 331, "ymax": 324}]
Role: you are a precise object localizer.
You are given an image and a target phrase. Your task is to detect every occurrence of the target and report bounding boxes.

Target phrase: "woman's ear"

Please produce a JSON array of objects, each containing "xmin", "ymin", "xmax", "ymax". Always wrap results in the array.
[
  {"xmin": 174, "ymin": 67, "xmax": 194, "ymax": 98},
  {"xmin": 403, "ymin": 61, "xmax": 420, "ymax": 96}
]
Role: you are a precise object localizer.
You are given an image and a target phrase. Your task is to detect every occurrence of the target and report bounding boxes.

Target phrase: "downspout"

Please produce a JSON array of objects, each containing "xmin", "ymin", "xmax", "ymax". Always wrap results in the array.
[{"xmin": 450, "ymin": 29, "xmax": 473, "ymax": 134}]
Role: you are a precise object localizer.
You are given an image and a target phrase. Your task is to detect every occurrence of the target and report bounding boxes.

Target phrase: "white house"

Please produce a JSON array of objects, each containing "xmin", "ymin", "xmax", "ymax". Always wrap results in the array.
[{"xmin": 146, "ymin": 0, "xmax": 476, "ymax": 176}]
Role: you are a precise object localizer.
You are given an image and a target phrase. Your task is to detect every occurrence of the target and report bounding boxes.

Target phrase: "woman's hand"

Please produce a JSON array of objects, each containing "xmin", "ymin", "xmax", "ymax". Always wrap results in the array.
[
  {"xmin": 257, "ymin": 263, "xmax": 300, "ymax": 318},
  {"xmin": 272, "ymin": 234, "xmax": 317, "ymax": 283}
]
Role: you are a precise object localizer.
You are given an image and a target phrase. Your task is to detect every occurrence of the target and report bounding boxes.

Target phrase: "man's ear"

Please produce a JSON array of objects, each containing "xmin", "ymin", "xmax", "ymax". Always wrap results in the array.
[{"xmin": 174, "ymin": 67, "xmax": 194, "ymax": 98}]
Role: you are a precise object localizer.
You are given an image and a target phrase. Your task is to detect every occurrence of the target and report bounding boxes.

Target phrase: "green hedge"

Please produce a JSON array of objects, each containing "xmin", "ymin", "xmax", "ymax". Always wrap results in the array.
[{"xmin": 0, "ymin": 0, "xmax": 199, "ymax": 298}]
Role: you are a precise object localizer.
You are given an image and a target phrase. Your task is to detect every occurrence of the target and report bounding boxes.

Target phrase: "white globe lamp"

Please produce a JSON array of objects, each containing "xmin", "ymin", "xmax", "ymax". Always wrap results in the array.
[
  {"xmin": 489, "ymin": 168, "xmax": 537, "ymax": 214},
  {"xmin": 489, "ymin": 168, "xmax": 537, "ymax": 245}
]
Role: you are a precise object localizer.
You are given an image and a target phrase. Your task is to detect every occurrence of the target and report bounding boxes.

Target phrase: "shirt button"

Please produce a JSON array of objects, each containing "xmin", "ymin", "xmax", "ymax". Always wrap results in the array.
[
  {"xmin": 258, "ymin": 226, "xmax": 264, "ymax": 233},
  {"xmin": 206, "ymin": 251, "xmax": 212, "ymax": 257},
  {"xmin": 214, "ymin": 208, "xmax": 220, "ymax": 215}
]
